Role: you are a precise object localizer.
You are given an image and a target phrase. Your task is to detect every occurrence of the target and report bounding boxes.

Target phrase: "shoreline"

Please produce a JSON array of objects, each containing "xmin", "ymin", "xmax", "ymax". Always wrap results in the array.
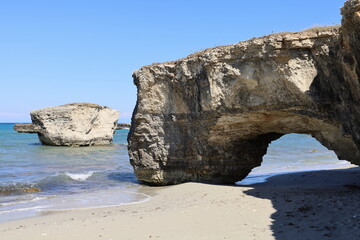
[
  {"xmin": 1, "ymin": 166, "xmax": 360, "ymax": 240},
  {"xmin": 1, "ymin": 160, "xmax": 351, "ymax": 224},
  {"xmin": 0, "ymin": 185, "xmax": 152, "ymax": 224}
]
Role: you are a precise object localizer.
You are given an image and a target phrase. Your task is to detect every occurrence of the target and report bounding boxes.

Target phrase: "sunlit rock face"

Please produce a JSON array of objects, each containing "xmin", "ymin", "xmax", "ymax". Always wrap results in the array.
[
  {"xmin": 128, "ymin": 0, "xmax": 360, "ymax": 185},
  {"xmin": 28, "ymin": 103, "xmax": 119, "ymax": 146}
]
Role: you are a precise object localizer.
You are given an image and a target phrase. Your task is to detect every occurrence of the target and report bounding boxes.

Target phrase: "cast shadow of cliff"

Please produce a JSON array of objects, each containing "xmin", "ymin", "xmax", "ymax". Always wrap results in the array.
[{"xmin": 241, "ymin": 167, "xmax": 360, "ymax": 240}]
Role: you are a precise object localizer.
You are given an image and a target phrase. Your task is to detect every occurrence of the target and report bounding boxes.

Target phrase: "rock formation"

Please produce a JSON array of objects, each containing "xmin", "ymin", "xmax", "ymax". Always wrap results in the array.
[
  {"xmin": 13, "ymin": 123, "xmax": 39, "ymax": 133},
  {"xmin": 128, "ymin": 0, "xmax": 360, "ymax": 185},
  {"xmin": 16, "ymin": 103, "xmax": 119, "ymax": 146},
  {"xmin": 116, "ymin": 123, "xmax": 131, "ymax": 130}
]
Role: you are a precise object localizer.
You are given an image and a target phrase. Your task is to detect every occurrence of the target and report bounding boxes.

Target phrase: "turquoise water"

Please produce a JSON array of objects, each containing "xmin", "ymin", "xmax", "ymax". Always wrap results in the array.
[
  {"xmin": 0, "ymin": 123, "xmax": 148, "ymax": 223},
  {"xmin": 0, "ymin": 123, "xmax": 352, "ymax": 222},
  {"xmin": 238, "ymin": 133, "xmax": 352, "ymax": 185}
]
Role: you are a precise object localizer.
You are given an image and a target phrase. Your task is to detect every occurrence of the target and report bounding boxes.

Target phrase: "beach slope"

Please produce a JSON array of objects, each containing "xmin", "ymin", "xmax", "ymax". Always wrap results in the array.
[{"xmin": 1, "ymin": 167, "xmax": 360, "ymax": 240}]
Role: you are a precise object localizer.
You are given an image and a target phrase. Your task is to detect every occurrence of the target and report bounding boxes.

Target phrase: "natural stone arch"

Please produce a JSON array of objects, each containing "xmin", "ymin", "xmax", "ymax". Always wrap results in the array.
[
  {"xmin": 128, "ymin": 0, "xmax": 360, "ymax": 185},
  {"xmin": 205, "ymin": 111, "xmax": 359, "ymax": 184},
  {"xmin": 129, "ymin": 108, "xmax": 359, "ymax": 185}
]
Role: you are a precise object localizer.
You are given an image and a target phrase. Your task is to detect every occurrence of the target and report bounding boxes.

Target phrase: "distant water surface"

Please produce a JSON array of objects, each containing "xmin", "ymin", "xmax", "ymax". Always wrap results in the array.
[
  {"xmin": 237, "ymin": 133, "xmax": 352, "ymax": 185},
  {"xmin": 0, "ymin": 123, "xmax": 353, "ymax": 222}
]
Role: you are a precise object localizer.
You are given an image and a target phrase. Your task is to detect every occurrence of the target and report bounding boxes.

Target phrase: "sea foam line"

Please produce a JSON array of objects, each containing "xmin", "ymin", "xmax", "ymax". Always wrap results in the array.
[
  {"xmin": 0, "ymin": 206, "xmax": 43, "ymax": 214},
  {"xmin": 0, "ymin": 196, "xmax": 50, "ymax": 207},
  {"xmin": 44, "ymin": 191, "xmax": 152, "ymax": 212}
]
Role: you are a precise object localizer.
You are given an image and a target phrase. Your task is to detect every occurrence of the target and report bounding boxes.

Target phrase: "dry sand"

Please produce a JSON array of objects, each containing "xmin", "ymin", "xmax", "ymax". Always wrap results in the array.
[{"xmin": 1, "ymin": 166, "xmax": 360, "ymax": 240}]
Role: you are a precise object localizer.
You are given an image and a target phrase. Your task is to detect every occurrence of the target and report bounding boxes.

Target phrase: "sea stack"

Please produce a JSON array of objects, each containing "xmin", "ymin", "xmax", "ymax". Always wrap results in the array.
[
  {"xmin": 15, "ymin": 103, "xmax": 119, "ymax": 146},
  {"xmin": 128, "ymin": 0, "xmax": 360, "ymax": 185}
]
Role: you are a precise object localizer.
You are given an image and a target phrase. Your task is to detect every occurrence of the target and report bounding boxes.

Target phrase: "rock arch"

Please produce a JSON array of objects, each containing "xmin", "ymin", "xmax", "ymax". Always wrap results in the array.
[{"xmin": 128, "ymin": 0, "xmax": 360, "ymax": 185}]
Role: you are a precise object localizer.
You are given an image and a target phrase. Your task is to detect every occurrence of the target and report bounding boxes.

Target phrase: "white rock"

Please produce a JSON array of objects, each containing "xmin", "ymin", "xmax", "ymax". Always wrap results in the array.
[{"xmin": 30, "ymin": 103, "xmax": 119, "ymax": 146}]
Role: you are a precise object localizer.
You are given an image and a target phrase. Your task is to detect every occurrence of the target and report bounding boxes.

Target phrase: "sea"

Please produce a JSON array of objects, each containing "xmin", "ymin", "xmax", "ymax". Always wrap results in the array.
[{"xmin": 0, "ymin": 123, "xmax": 352, "ymax": 223}]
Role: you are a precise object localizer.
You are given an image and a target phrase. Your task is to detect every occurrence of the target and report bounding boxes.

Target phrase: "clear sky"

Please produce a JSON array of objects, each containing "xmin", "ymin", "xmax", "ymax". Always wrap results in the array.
[{"xmin": 0, "ymin": 0, "xmax": 344, "ymax": 123}]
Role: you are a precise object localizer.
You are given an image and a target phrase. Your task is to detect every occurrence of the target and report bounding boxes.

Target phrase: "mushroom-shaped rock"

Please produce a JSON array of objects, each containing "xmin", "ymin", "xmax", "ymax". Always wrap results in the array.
[{"xmin": 28, "ymin": 103, "xmax": 119, "ymax": 146}]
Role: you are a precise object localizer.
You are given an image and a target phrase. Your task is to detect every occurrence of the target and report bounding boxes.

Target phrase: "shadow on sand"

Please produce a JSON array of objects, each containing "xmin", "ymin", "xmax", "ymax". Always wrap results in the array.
[{"xmin": 242, "ymin": 167, "xmax": 360, "ymax": 240}]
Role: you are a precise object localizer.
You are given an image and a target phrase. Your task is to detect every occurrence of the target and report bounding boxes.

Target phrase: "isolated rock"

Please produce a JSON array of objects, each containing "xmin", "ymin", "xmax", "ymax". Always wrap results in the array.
[
  {"xmin": 116, "ymin": 123, "xmax": 131, "ymax": 130},
  {"xmin": 128, "ymin": 0, "xmax": 360, "ymax": 185},
  {"xmin": 26, "ymin": 103, "xmax": 119, "ymax": 146}
]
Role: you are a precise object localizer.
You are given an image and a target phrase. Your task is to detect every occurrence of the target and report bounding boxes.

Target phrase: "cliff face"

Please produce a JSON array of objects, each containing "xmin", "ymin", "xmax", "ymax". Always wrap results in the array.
[
  {"xmin": 128, "ymin": 0, "xmax": 360, "ymax": 185},
  {"xmin": 337, "ymin": 0, "xmax": 360, "ymax": 148}
]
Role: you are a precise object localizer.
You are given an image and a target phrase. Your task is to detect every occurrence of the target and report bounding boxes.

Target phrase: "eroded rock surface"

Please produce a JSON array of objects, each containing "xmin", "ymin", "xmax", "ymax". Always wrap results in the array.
[
  {"xmin": 128, "ymin": 0, "xmax": 360, "ymax": 185},
  {"xmin": 116, "ymin": 123, "xmax": 131, "ymax": 130},
  {"xmin": 13, "ymin": 123, "xmax": 39, "ymax": 133},
  {"xmin": 24, "ymin": 103, "xmax": 119, "ymax": 146}
]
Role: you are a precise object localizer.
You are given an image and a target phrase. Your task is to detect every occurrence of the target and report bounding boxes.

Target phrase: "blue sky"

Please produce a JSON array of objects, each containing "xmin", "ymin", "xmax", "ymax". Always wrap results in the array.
[{"xmin": 0, "ymin": 0, "xmax": 344, "ymax": 123}]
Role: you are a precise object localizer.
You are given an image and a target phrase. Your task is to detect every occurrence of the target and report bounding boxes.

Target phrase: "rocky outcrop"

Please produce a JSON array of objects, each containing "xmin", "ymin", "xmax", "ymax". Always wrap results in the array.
[
  {"xmin": 13, "ymin": 123, "xmax": 39, "ymax": 133},
  {"xmin": 128, "ymin": 0, "xmax": 360, "ymax": 185},
  {"xmin": 20, "ymin": 103, "xmax": 119, "ymax": 146},
  {"xmin": 116, "ymin": 123, "xmax": 131, "ymax": 130}
]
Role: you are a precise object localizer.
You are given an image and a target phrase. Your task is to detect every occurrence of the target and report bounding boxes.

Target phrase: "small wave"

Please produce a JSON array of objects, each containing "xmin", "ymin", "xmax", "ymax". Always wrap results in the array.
[
  {"xmin": 65, "ymin": 171, "xmax": 94, "ymax": 181},
  {"xmin": 113, "ymin": 143, "xmax": 128, "ymax": 146}
]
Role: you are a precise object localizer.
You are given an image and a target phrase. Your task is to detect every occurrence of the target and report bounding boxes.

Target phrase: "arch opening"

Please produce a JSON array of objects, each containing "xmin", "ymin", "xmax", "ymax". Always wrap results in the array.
[
  {"xmin": 237, "ymin": 133, "xmax": 354, "ymax": 185},
  {"xmin": 208, "ymin": 111, "xmax": 360, "ymax": 185}
]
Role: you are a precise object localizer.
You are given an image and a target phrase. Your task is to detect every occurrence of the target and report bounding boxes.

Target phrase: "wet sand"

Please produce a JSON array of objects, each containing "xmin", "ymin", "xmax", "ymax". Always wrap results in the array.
[{"xmin": 1, "ymin": 166, "xmax": 360, "ymax": 240}]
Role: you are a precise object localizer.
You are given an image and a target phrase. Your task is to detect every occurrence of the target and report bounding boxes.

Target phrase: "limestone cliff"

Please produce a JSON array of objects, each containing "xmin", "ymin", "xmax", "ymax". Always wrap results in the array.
[{"xmin": 128, "ymin": 0, "xmax": 360, "ymax": 185}]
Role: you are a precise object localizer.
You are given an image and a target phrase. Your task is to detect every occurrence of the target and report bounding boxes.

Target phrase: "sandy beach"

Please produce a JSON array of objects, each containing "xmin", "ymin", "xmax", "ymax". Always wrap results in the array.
[{"xmin": 1, "ymin": 166, "xmax": 360, "ymax": 240}]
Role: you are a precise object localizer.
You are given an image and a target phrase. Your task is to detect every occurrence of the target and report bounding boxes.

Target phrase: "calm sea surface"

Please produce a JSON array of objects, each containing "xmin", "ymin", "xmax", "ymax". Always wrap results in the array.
[
  {"xmin": 0, "ymin": 123, "xmax": 352, "ymax": 222},
  {"xmin": 0, "ymin": 123, "xmax": 147, "ymax": 223}
]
